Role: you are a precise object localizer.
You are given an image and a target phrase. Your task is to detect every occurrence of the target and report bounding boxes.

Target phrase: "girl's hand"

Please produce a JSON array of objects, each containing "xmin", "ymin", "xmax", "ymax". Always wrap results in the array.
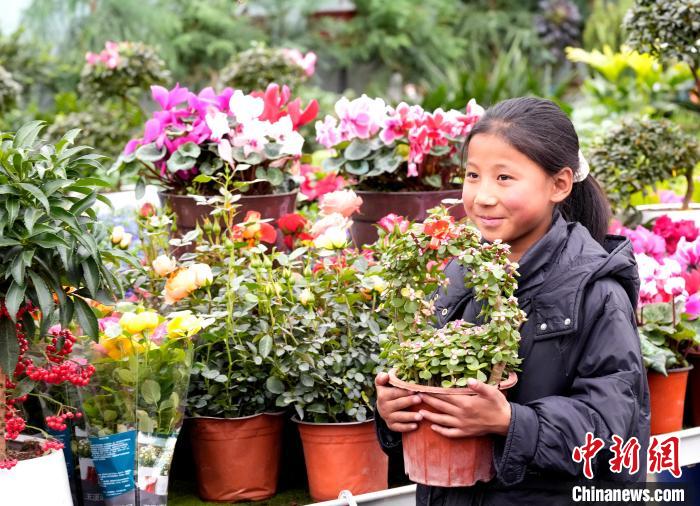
[
  {"xmin": 417, "ymin": 378, "xmax": 512, "ymax": 438},
  {"xmin": 375, "ymin": 372, "xmax": 423, "ymax": 433}
]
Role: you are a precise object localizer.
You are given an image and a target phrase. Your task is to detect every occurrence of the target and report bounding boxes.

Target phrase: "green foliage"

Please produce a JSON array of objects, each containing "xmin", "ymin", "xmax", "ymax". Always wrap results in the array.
[
  {"xmin": 220, "ymin": 43, "xmax": 309, "ymax": 94},
  {"xmin": 588, "ymin": 117, "xmax": 700, "ymax": 218},
  {"xmin": 583, "ymin": 0, "xmax": 634, "ymax": 51},
  {"xmin": 310, "ymin": 0, "xmax": 466, "ymax": 88},
  {"xmin": 638, "ymin": 302, "xmax": 700, "ymax": 375},
  {"xmin": 0, "ymin": 122, "xmax": 123, "ymax": 374},
  {"xmin": 376, "ymin": 207, "xmax": 525, "ymax": 387},
  {"xmin": 624, "ymin": 0, "xmax": 700, "ymax": 71},
  {"xmin": 422, "ymin": 8, "xmax": 573, "ymax": 109},
  {"xmin": 0, "ymin": 65, "xmax": 22, "ymax": 114}
]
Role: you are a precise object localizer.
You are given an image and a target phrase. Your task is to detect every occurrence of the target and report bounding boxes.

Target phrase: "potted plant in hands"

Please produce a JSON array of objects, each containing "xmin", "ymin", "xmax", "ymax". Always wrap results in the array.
[
  {"xmin": 115, "ymin": 82, "xmax": 318, "ymax": 244},
  {"xmin": 0, "ymin": 122, "xmax": 123, "ymax": 502},
  {"xmin": 375, "ymin": 207, "xmax": 525, "ymax": 486},
  {"xmin": 315, "ymin": 96, "xmax": 484, "ymax": 245},
  {"xmin": 274, "ymin": 226, "xmax": 390, "ymax": 501}
]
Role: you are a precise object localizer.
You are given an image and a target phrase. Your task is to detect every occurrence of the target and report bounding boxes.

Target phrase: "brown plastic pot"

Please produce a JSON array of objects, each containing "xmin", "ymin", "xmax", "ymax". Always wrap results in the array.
[
  {"xmin": 688, "ymin": 352, "xmax": 700, "ymax": 427},
  {"xmin": 648, "ymin": 365, "xmax": 693, "ymax": 435},
  {"xmin": 388, "ymin": 369, "xmax": 517, "ymax": 487},
  {"xmin": 160, "ymin": 191, "xmax": 298, "ymax": 251},
  {"xmin": 295, "ymin": 419, "xmax": 388, "ymax": 502},
  {"xmin": 352, "ymin": 189, "xmax": 465, "ymax": 247},
  {"xmin": 190, "ymin": 413, "xmax": 284, "ymax": 503}
]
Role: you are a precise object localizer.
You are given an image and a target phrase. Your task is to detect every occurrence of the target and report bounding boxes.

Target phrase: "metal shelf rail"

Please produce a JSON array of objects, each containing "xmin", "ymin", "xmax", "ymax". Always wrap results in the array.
[{"xmin": 308, "ymin": 426, "xmax": 700, "ymax": 506}]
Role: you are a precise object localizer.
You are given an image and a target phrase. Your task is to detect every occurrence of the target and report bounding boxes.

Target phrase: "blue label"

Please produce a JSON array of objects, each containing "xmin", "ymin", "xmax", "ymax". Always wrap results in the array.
[
  {"xmin": 89, "ymin": 430, "xmax": 137, "ymax": 499},
  {"xmin": 48, "ymin": 427, "xmax": 75, "ymax": 479}
]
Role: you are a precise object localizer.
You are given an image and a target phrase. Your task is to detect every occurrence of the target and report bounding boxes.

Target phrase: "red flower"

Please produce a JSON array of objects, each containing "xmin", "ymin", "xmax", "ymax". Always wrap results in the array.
[
  {"xmin": 278, "ymin": 213, "xmax": 308, "ymax": 235},
  {"xmin": 139, "ymin": 203, "xmax": 156, "ymax": 218},
  {"xmin": 653, "ymin": 215, "xmax": 699, "ymax": 254},
  {"xmin": 378, "ymin": 213, "xmax": 410, "ymax": 234},
  {"xmin": 683, "ymin": 269, "xmax": 700, "ymax": 296},
  {"xmin": 253, "ymin": 83, "xmax": 319, "ymax": 128}
]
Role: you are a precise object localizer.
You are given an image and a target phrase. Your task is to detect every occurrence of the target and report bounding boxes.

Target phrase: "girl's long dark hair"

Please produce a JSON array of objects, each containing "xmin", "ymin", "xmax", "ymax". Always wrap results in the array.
[{"xmin": 463, "ymin": 97, "xmax": 611, "ymax": 244}]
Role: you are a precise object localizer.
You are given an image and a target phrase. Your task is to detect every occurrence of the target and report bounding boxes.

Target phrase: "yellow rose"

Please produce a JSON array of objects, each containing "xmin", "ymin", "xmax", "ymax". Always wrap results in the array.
[
  {"xmin": 314, "ymin": 226, "xmax": 348, "ymax": 250},
  {"xmin": 299, "ymin": 288, "xmax": 314, "ymax": 305},
  {"xmin": 120, "ymin": 311, "xmax": 160, "ymax": 334},
  {"xmin": 100, "ymin": 335, "xmax": 141, "ymax": 360},
  {"xmin": 166, "ymin": 311, "xmax": 202, "ymax": 338},
  {"xmin": 119, "ymin": 233, "xmax": 133, "ymax": 249}
]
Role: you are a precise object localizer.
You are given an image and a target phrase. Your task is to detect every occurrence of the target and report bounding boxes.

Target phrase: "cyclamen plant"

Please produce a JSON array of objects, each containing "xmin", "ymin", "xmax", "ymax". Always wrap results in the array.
[
  {"xmin": 375, "ymin": 207, "xmax": 525, "ymax": 387},
  {"xmin": 612, "ymin": 216, "xmax": 700, "ymax": 374},
  {"xmin": 116, "ymin": 83, "xmax": 318, "ymax": 196},
  {"xmin": 316, "ymin": 96, "xmax": 484, "ymax": 191}
]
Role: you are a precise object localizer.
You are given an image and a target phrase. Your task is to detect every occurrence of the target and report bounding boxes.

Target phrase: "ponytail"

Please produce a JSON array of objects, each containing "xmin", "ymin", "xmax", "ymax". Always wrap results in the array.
[{"xmin": 559, "ymin": 176, "xmax": 611, "ymax": 244}]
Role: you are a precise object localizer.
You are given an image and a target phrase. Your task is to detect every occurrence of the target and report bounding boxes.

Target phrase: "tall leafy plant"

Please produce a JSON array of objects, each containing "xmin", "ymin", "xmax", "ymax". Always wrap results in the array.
[{"xmin": 0, "ymin": 121, "xmax": 125, "ymax": 461}]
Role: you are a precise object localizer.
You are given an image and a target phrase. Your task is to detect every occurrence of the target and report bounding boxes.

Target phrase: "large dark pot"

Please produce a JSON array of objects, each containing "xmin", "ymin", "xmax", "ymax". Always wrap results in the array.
[
  {"xmin": 352, "ymin": 189, "xmax": 465, "ymax": 247},
  {"xmin": 159, "ymin": 191, "xmax": 297, "ymax": 253}
]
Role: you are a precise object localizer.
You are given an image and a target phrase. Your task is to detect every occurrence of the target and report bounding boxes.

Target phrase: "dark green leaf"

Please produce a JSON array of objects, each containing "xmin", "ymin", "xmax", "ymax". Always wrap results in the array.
[
  {"xmin": 135, "ymin": 142, "xmax": 167, "ymax": 162},
  {"xmin": 18, "ymin": 183, "xmax": 50, "ymax": 212},
  {"xmin": 73, "ymin": 296, "xmax": 98, "ymax": 339},
  {"xmin": 178, "ymin": 142, "xmax": 201, "ymax": 158},
  {"xmin": 82, "ymin": 258, "xmax": 100, "ymax": 298},
  {"xmin": 344, "ymin": 139, "xmax": 372, "ymax": 161},
  {"xmin": 28, "ymin": 271, "xmax": 54, "ymax": 320},
  {"xmin": 5, "ymin": 282, "xmax": 25, "ymax": 323},
  {"xmin": 13, "ymin": 120, "xmax": 44, "ymax": 148},
  {"xmin": 266, "ymin": 376, "xmax": 285, "ymax": 394},
  {"xmin": 0, "ymin": 317, "xmax": 19, "ymax": 374}
]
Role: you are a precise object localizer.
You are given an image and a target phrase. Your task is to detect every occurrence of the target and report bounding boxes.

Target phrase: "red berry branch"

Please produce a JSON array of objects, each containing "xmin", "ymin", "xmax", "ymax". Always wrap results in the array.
[{"xmin": 1, "ymin": 302, "xmax": 94, "ymax": 470}]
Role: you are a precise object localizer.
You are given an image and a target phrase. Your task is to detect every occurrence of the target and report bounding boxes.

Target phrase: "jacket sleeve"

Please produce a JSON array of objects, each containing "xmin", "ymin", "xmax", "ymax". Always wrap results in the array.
[
  {"xmin": 493, "ymin": 279, "xmax": 648, "ymax": 486},
  {"xmin": 373, "ymin": 400, "xmax": 404, "ymax": 457}
]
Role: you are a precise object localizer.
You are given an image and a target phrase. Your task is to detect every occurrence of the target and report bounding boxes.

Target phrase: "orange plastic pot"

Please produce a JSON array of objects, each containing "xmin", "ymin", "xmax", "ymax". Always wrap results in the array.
[
  {"xmin": 190, "ymin": 413, "xmax": 284, "ymax": 502},
  {"xmin": 296, "ymin": 419, "xmax": 388, "ymax": 502},
  {"xmin": 388, "ymin": 369, "xmax": 518, "ymax": 487},
  {"xmin": 648, "ymin": 366, "xmax": 692, "ymax": 435}
]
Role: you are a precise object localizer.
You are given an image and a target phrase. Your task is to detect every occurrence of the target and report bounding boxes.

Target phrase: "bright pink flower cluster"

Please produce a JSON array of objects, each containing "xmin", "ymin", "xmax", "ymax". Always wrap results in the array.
[
  {"xmin": 85, "ymin": 41, "xmax": 121, "ymax": 69},
  {"xmin": 124, "ymin": 83, "xmax": 318, "ymax": 184},
  {"xmin": 281, "ymin": 49, "xmax": 317, "ymax": 77},
  {"xmin": 315, "ymin": 96, "xmax": 484, "ymax": 177},
  {"xmin": 613, "ymin": 215, "xmax": 700, "ymax": 318}
]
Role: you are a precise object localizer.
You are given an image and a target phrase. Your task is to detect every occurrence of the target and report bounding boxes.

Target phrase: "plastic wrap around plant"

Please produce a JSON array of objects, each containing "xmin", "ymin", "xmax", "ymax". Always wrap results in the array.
[{"xmin": 79, "ymin": 307, "xmax": 201, "ymax": 505}]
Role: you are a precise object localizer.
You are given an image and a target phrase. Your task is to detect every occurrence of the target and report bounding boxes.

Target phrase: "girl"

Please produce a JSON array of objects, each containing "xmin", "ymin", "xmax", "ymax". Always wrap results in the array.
[{"xmin": 375, "ymin": 97, "xmax": 650, "ymax": 505}]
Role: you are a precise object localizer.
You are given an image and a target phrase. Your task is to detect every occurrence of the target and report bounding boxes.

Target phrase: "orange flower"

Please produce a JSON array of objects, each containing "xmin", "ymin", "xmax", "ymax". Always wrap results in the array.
[
  {"xmin": 233, "ymin": 211, "xmax": 277, "ymax": 246},
  {"xmin": 163, "ymin": 268, "xmax": 198, "ymax": 305},
  {"xmin": 423, "ymin": 217, "xmax": 455, "ymax": 250}
]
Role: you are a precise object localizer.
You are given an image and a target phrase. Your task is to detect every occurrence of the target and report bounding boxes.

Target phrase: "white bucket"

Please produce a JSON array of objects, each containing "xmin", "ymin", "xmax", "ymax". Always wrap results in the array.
[{"xmin": 0, "ymin": 435, "xmax": 73, "ymax": 506}]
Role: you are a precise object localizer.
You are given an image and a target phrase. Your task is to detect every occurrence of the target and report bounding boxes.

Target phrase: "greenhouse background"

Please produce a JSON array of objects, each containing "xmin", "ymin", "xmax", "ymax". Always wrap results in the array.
[{"xmin": 0, "ymin": 1, "xmax": 699, "ymax": 505}]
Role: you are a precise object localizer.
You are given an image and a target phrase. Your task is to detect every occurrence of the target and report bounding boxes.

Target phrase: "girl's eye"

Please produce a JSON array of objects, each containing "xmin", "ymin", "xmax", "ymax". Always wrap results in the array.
[
  {"xmin": 497, "ymin": 174, "xmax": 512, "ymax": 181},
  {"xmin": 466, "ymin": 172, "xmax": 479, "ymax": 179}
]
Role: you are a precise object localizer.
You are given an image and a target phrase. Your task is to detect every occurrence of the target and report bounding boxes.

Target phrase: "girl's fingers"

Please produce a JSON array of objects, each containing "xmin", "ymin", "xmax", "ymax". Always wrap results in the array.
[
  {"xmin": 388, "ymin": 422, "xmax": 419, "ymax": 433},
  {"xmin": 429, "ymin": 424, "xmax": 467, "ymax": 439},
  {"xmin": 388, "ymin": 410, "xmax": 424, "ymax": 424},
  {"xmin": 418, "ymin": 393, "xmax": 464, "ymax": 416},
  {"xmin": 384, "ymin": 393, "xmax": 421, "ymax": 412},
  {"xmin": 418, "ymin": 409, "xmax": 460, "ymax": 428}
]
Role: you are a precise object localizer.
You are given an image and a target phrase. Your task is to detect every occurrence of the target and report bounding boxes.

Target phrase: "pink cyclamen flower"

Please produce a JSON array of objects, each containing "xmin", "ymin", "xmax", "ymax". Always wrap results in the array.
[
  {"xmin": 625, "ymin": 225, "xmax": 666, "ymax": 261},
  {"xmin": 662, "ymin": 276, "xmax": 686, "ymax": 297},
  {"xmin": 685, "ymin": 293, "xmax": 700, "ymax": 320},
  {"xmin": 319, "ymin": 189, "xmax": 363, "ymax": 218},
  {"xmin": 151, "ymin": 84, "xmax": 191, "ymax": 111},
  {"xmin": 315, "ymin": 115, "xmax": 342, "ymax": 148},
  {"xmin": 658, "ymin": 190, "xmax": 683, "ymax": 204},
  {"xmin": 334, "ymin": 95, "xmax": 387, "ymax": 140},
  {"xmin": 674, "ymin": 237, "xmax": 700, "ymax": 271}
]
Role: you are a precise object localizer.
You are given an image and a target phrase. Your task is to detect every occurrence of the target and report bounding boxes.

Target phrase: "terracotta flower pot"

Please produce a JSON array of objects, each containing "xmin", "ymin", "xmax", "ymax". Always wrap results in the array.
[
  {"xmin": 295, "ymin": 419, "xmax": 388, "ymax": 501},
  {"xmin": 189, "ymin": 413, "xmax": 284, "ymax": 502},
  {"xmin": 388, "ymin": 369, "xmax": 518, "ymax": 487},
  {"xmin": 159, "ymin": 191, "xmax": 298, "ymax": 252},
  {"xmin": 352, "ymin": 189, "xmax": 465, "ymax": 247},
  {"xmin": 648, "ymin": 366, "xmax": 693, "ymax": 435}
]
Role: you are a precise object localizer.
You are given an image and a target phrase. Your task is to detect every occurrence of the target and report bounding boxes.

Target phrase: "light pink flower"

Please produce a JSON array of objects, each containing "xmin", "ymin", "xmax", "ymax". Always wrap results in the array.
[
  {"xmin": 658, "ymin": 190, "xmax": 683, "ymax": 204},
  {"xmin": 282, "ymin": 48, "xmax": 317, "ymax": 76},
  {"xmin": 205, "ymin": 110, "xmax": 230, "ymax": 141},
  {"xmin": 334, "ymin": 95, "xmax": 387, "ymax": 140},
  {"xmin": 662, "ymin": 276, "xmax": 686, "ymax": 297},
  {"xmin": 230, "ymin": 90, "xmax": 265, "ymax": 123},
  {"xmin": 674, "ymin": 237, "xmax": 700, "ymax": 271},
  {"xmin": 319, "ymin": 189, "xmax": 363, "ymax": 218},
  {"xmin": 315, "ymin": 115, "xmax": 342, "ymax": 148},
  {"xmin": 310, "ymin": 213, "xmax": 350, "ymax": 236}
]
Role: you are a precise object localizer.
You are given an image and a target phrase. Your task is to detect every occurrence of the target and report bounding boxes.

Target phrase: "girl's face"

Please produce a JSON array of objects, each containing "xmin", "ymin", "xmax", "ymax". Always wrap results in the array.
[{"xmin": 462, "ymin": 133, "xmax": 572, "ymax": 261}]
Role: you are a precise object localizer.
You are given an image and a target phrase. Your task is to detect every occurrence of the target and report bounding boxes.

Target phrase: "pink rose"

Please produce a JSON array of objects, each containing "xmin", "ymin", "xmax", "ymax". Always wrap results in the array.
[
  {"xmin": 310, "ymin": 213, "xmax": 350, "ymax": 237},
  {"xmin": 319, "ymin": 190, "xmax": 363, "ymax": 218}
]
